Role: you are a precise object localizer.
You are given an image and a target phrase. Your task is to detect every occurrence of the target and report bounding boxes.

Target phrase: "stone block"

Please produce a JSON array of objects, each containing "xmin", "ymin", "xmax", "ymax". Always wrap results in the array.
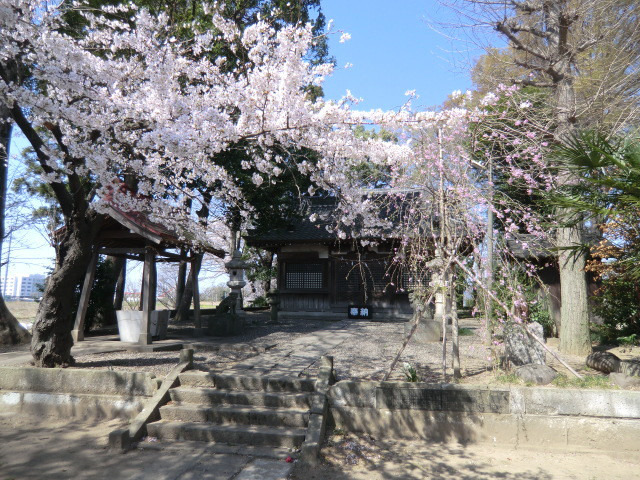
[
  {"xmin": 515, "ymin": 364, "xmax": 558, "ymax": 385},
  {"xmin": 108, "ymin": 429, "xmax": 131, "ymax": 451},
  {"xmin": 404, "ymin": 320, "xmax": 441, "ymax": 343},
  {"xmin": 0, "ymin": 367, "xmax": 157, "ymax": 396},
  {"xmin": 441, "ymin": 386, "xmax": 510, "ymax": 414},
  {"xmin": 376, "ymin": 385, "xmax": 441, "ymax": 410},
  {"xmin": 179, "ymin": 348, "xmax": 194, "ymax": 367},
  {"xmin": 504, "ymin": 322, "xmax": 545, "ymax": 367},
  {"xmin": 610, "ymin": 372, "xmax": 640, "ymax": 388},
  {"xmin": 206, "ymin": 313, "xmax": 245, "ymax": 336},
  {"xmin": 620, "ymin": 359, "xmax": 640, "ymax": 377}
]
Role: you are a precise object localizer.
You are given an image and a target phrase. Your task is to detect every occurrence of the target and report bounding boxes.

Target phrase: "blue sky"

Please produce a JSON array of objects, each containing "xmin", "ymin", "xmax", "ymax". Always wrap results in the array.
[
  {"xmin": 6, "ymin": 0, "xmax": 482, "ymax": 279},
  {"xmin": 321, "ymin": 0, "xmax": 477, "ymax": 110}
]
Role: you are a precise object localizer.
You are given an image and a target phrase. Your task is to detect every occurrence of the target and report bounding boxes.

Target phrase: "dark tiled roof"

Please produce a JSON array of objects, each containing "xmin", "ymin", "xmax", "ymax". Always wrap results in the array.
[{"xmin": 245, "ymin": 197, "xmax": 339, "ymax": 247}]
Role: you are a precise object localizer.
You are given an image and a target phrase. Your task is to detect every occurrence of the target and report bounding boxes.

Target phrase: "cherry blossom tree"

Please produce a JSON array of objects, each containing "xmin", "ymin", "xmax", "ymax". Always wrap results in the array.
[{"xmin": 0, "ymin": 1, "xmax": 410, "ymax": 366}]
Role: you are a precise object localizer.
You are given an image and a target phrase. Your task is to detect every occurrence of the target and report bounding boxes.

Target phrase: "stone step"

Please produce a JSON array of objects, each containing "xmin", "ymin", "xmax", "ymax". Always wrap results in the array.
[
  {"xmin": 136, "ymin": 439, "xmax": 297, "ymax": 460},
  {"xmin": 169, "ymin": 387, "xmax": 313, "ymax": 409},
  {"xmin": 146, "ymin": 421, "xmax": 306, "ymax": 448},
  {"xmin": 178, "ymin": 371, "xmax": 315, "ymax": 393},
  {"xmin": 159, "ymin": 403, "xmax": 310, "ymax": 428}
]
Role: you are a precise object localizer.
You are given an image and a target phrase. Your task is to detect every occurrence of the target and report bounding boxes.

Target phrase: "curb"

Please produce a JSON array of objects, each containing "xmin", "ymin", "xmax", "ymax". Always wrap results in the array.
[
  {"xmin": 109, "ymin": 348, "xmax": 194, "ymax": 451},
  {"xmin": 300, "ymin": 355, "xmax": 334, "ymax": 465}
]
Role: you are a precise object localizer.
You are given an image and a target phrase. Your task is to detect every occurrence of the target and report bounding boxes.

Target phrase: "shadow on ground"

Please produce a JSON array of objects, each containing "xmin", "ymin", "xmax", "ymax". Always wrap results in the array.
[
  {"xmin": 293, "ymin": 434, "xmax": 552, "ymax": 480},
  {"xmin": 0, "ymin": 413, "xmax": 251, "ymax": 480}
]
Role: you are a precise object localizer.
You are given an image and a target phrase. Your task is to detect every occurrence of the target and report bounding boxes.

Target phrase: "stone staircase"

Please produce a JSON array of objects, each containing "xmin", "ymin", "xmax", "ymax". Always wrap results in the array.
[{"xmin": 146, "ymin": 371, "xmax": 316, "ymax": 450}]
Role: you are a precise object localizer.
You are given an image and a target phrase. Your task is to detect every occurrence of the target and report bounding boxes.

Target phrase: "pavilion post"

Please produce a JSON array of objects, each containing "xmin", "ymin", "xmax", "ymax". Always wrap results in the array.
[
  {"xmin": 192, "ymin": 255, "xmax": 202, "ymax": 336},
  {"xmin": 71, "ymin": 252, "xmax": 99, "ymax": 342},
  {"xmin": 114, "ymin": 258, "xmax": 126, "ymax": 311},
  {"xmin": 139, "ymin": 247, "xmax": 156, "ymax": 345}
]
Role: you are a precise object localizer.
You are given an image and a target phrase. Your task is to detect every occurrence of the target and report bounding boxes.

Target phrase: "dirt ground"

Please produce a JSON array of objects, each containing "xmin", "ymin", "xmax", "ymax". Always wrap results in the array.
[
  {"xmin": 0, "ymin": 413, "xmax": 287, "ymax": 480},
  {"xmin": 290, "ymin": 431, "xmax": 640, "ymax": 480},
  {"xmin": 2, "ymin": 413, "xmax": 638, "ymax": 480},
  {"xmin": 6, "ymin": 311, "xmax": 639, "ymax": 388}
]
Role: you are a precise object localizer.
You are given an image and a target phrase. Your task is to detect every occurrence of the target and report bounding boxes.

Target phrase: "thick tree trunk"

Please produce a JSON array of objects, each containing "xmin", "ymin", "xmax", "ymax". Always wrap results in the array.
[
  {"xmin": 175, "ymin": 253, "xmax": 187, "ymax": 308},
  {"xmin": 95, "ymin": 255, "xmax": 123, "ymax": 326},
  {"xmin": 557, "ymin": 224, "xmax": 591, "ymax": 354},
  {"xmin": 174, "ymin": 253, "xmax": 203, "ymax": 323},
  {"xmin": 553, "ymin": 47, "xmax": 592, "ymax": 355},
  {"xmin": 31, "ymin": 211, "xmax": 103, "ymax": 367},
  {"xmin": 0, "ymin": 105, "xmax": 30, "ymax": 345},
  {"xmin": 0, "ymin": 294, "xmax": 30, "ymax": 345}
]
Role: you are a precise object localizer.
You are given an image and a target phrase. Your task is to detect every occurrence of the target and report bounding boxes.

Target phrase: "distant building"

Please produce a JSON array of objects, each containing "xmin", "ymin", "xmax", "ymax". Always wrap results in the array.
[{"xmin": 1, "ymin": 274, "xmax": 46, "ymax": 299}]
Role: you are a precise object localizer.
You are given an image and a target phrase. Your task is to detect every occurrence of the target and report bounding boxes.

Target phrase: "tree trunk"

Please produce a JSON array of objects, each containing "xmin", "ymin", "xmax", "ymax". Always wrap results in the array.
[
  {"xmin": 98, "ymin": 255, "xmax": 123, "ymax": 326},
  {"xmin": 260, "ymin": 251, "xmax": 274, "ymax": 293},
  {"xmin": 174, "ymin": 253, "xmax": 203, "ymax": 323},
  {"xmin": 176, "ymin": 253, "xmax": 187, "ymax": 308},
  {"xmin": 552, "ymin": 34, "xmax": 592, "ymax": 355},
  {"xmin": 30, "ymin": 211, "xmax": 103, "ymax": 367},
  {"xmin": 0, "ymin": 104, "xmax": 30, "ymax": 345},
  {"xmin": 557, "ymin": 222, "xmax": 591, "ymax": 354}
]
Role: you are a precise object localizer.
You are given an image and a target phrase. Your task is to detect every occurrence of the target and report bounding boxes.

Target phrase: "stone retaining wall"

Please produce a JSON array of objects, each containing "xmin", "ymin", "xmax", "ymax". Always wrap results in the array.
[
  {"xmin": 328, "ymin": 381, "xmax": 640, "ymax": 451},
  {"xmin": 0, "ymin": 367, "xmax": 158, "ymax": 420}
]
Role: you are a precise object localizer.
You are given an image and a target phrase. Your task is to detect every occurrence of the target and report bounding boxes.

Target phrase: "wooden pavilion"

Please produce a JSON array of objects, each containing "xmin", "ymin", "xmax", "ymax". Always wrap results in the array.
[
  {"xmin": 71, "ymin": 201, "xmax": 225, "ymax": 345},
  {"xmin": 245, "ymin": 196, "xmax": 416, "ymax": 320}
]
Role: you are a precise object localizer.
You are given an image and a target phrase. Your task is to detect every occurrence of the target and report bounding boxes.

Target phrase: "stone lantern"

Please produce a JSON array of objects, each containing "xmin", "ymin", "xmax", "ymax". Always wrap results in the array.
[{"xmin": 225, "ymin": 249, "xmax": 247, "ymax": 311}]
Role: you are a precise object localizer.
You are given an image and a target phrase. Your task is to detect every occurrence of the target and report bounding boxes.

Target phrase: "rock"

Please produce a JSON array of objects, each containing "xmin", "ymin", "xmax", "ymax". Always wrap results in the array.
[
  {"xmin": 405, "ymin": 320, "xmax": 441, "ymax": 343},
  {"xmin": 206, "ymin": 313, "xmax": 244, "ymax": 336},
  {"xmin": 586, "ymin": 351, "xmax": 621, "ymax": 374},
  {"xmin": 515, "ymin": 364, "xmax": 558, "ymax": 385},
  {"xmin": 619, "ymin": 359, "xmax": 640, "ymax": 377},
  {"xmin": 405, "ymin": 306, "xmax": 440, "ymax": 343},
  {"xmin": 610, "ymin": 372, "xmax": 640, "ymax": 388},
  {"xmin": 504, "ymin": 322, "xmax": 545, "ymax": 367}
]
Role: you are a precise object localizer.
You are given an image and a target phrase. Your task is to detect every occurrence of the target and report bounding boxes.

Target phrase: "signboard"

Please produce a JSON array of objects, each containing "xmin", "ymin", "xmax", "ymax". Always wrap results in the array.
[{"xmin": 348, "ymin": 305, "xmax": 372, "ymax": 319}]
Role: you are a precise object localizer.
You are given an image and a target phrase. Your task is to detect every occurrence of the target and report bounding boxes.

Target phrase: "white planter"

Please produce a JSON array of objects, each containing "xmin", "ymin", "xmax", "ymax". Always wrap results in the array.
[
  {"xmin": 116, "ymin": 310, "xmax": 143, "ymax": 343},
  {"xmin": 116, "ymin": 310, "xmax": 169, "ymax": 342}
]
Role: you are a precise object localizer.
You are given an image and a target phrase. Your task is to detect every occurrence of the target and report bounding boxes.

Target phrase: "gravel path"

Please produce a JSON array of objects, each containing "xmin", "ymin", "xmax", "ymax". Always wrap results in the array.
[{"xmin": 9, "ymin": 312, "xmax": 622, "ymax": 384}]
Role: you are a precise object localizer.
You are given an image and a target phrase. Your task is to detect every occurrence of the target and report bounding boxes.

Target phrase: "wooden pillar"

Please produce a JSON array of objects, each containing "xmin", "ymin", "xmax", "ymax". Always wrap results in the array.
[
  {"xmin": 72, "ymin": 252, "xmax": 99, "ymax": 342},
  {"xmin": 192, "ymin": 256, "xmax": 202, "ymax": 336},
  {"xmin": 139, "ymin": 248, "xmax": 156, "ymax": 345},
  {"xmin": 176, "ymin": 250, "xmax": 187, "ymax": 308},
  {"xmin": 114, "ymin": 258, "xmax": 126, "ymax": 311}
]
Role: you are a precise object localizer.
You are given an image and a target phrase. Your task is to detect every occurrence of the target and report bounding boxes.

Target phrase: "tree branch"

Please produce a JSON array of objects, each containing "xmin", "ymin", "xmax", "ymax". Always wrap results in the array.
[
  {"xmin": 44, "ymin": 123, "xmax": 90, "ymax": 212},
  {"xmin": 495, "ymin": 21, "xmax": 552, "ymax": 63},
  {"xmin": 0, "ymin": 99, "xmax": 74, "ymax": 217}
]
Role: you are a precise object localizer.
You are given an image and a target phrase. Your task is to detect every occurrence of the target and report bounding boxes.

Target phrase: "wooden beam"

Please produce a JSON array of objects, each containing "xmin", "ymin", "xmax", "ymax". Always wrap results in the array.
[
  {"xmin": 97, "ymin": 230, "xmax": 140, "ymax": 240},
  {"xmin": 99, "ymin": 247, "xmax": 148, "ymax": 255},
  {"xmin": 71, "ymin": 252, "xmax": 99, "ymax": 342},
  {"xmin": 139, "ymin": 248, "xmax": 155, "ymax": 345}
]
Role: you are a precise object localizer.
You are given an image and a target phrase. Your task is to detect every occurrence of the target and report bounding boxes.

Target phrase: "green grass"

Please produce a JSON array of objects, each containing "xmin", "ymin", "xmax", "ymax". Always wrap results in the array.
[
  {"xmin": 495, "ymin": 372, "xmax": 523, "ymax": 385},
  {"xmin": 458, "ymin": 327, "xmax": 475, "ymax": 336},
  {"xmin": 551, "ymin": 374, "xmax": 614, "ymax": 389},
  {"xmin": 495, "ymin": 371, "xmax": 616, "ymax": 389}
]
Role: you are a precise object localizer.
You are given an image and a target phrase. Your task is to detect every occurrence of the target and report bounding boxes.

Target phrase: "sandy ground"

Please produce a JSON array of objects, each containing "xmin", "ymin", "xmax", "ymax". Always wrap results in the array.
[
  {"xmin": 2, "ymin": 413, "xmax": 638, "ymax": 480},
  {"xmin": 0, "ymin": 413, "xmax": 292, "ymax": 480},
  {"xmin": 290, "ymin": 431, "xmax": 640, "ymax": 480}
]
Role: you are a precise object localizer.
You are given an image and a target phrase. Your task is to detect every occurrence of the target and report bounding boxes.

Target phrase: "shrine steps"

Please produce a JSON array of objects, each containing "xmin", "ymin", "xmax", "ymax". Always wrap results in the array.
[{"xmin": 146, "ymin": 371, "xmax": 315, "ymax": 450}]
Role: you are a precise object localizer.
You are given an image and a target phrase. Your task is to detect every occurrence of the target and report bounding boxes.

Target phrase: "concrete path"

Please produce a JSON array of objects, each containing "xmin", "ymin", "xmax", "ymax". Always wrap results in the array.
[{"xmin": 0, "ymin": 413, "xmax": 294, "ymax": 480}]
